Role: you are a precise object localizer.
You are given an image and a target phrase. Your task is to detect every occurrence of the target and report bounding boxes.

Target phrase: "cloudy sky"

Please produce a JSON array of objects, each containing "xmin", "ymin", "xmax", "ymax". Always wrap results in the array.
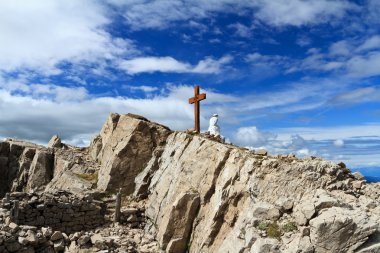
[{"xmin": 0, "ymin": 0, "xmax": 379, "ymax": 170}]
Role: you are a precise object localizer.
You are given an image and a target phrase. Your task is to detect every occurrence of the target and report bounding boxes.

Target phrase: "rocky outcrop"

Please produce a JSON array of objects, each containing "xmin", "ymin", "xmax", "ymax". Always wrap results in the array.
[
  {"xmin": 1, "ymin": 113, "xmax": 379, "ymax": 253},
  {"xmin": 94, "ymin": 113, "xmax": 171, "ymax": 194},
  {"xmin": 158, "ymin": 191, "xmax": 200, "ymax": 253},
  {"xmin": 0, "ymin": 140, "xmax": 54, "ymax": 196},
  {"xmin": 47, "ymin": 135, "xmax": 62, "ymax": 148},
  {"xmin": 27, "ymin": 149, "xmax": 54, "ymax": 191},
  {"xmin": 309, "ymin": 207, "xmax": 377, "ymax": 252}
]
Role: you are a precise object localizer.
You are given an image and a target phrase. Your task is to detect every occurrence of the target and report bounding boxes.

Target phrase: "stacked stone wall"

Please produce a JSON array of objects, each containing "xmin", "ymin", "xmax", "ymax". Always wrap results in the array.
[{"xmin": 1, "ymin": 191, "xmax": 106, "ymax": 234}]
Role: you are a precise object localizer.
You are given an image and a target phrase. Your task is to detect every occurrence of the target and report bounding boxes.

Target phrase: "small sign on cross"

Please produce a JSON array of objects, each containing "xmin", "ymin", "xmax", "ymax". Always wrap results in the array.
[{"xmin": 188, "ymin": 85, "xmax": 206, "ymax": 133}]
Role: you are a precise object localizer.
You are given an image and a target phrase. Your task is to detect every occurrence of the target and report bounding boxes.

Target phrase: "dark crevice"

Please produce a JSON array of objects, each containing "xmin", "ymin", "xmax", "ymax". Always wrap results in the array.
[{"xmin": 204, "ymin": 149, "xmax": 231, "ymax": 203}]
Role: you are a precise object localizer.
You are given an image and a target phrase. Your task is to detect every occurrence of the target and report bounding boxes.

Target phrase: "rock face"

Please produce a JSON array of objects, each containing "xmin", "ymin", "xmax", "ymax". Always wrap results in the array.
[
  {"xmin": 1, "ymin": 112, "xmax": 380, "ymax": 253},
  {"xmin": 93, "ymin": 113, "xmax": 171, "ymax": 194},
  {"xmin": 0, "ymin": 140, "xmax": 54, "ymax": 196}
]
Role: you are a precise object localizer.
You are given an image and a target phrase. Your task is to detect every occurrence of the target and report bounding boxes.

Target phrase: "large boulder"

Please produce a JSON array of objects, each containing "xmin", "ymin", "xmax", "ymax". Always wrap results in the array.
[
  {"xmin": 47, "ymin": 135, "xmax": 62, "ymax": 148},
  {"xmin": 309, "ymin": 207, "xmax": 378, "ymax": 252},
  {"xmin": 95, "ymin": 113, "xmax": 171, "ymax": 194},
  {"xmin": 158, "ymin": 192, "xmax": 200, "ymax": 252},
  {"xmin": 26, "ymin": 149, "xmax": 54, "ymax": 191}
]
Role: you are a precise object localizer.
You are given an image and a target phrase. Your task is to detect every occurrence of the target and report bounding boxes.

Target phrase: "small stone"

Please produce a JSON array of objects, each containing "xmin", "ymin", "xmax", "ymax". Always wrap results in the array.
[
  {"xmin": 8, "ymin": 222, "xmax": 19, "ymax": 232},
  {"xmin": 352, "ymin": 181, "xmax": 363, "ymax": 189},
  {"xmin": 51, "ymin": 231, "xmax": 63, "ymax": 241},
  {"xmin": 352, "ymin": 172, "xmax": 365, "ymax": 181},
  {"xmin": 25, "ymin": 230, "xmax": 38, "ymax": 245},
  {"xmin": 300, "ymin": 226, "xmax": 310, "ymax": 236},
  {"xmin": 47, "ymin": 135, "xmax": 62, "ymax": 148},
  {"xmin": 53, "ymin": 238, "xmax": 65, "ymax": 251},
  {"xmin": 256, "ymin": 149, "xmax": 268, "ymax": 156},
  {"xmin": 41, "ymin": 227, "xmax": 53, "ymax": 237},
  {"xmin": 77, "ymin": 235, "xmax": 90, "ymax": 246}
]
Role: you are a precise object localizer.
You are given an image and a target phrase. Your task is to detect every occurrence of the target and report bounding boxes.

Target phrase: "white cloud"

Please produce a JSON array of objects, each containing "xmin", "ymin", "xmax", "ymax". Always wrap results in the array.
[
  {"xmin": 334, "ymin": 139, "xmax": 345, "ymax": 147},
  {"xmin": 234, "ymin": 126, "xmax": 277, "ymax": 147},
  {"xmin": 124, "ymin": 85, "xmax": 159, "ymax": 93},
  {"xmin": 296, "ymin": 36, "xmax": 312, "ymax": 47},
  {"xmin": 346, "ymin": 52, "xmax": 380, "ymax": 78},
  {"xmin": 107, "ymin": 0, "xmax": 355, "ymax": 30},
  {"xmin": 228, "ymin": 23, "xmax": 252, "ymax": 38},
  {"xmin": 331, "ymin": 87, "xmax": 380, "ymax": 105},
  {"xmin": 0, "ymin": 84, "xmax": 237, "ymax": 145},
  {"xmin": 356, "ymin": 35, "xmax": 380, "ymax": 52},
  {"xmin": 329, "ymin": 40, "xmax": 352, "ymax": 56},
  {"xmin": 276, "ymin": 125, "xmax": 380, "ymax": 141},
  {"xmin": 119, "ymin": 55, "xmax": 232, "ymax": 75},
  {"xmin": 252, "ymin": 0, "xmax": 356, "ymax": 27},
  {"xmin": 0, "ymin": 0, "xmax": 137, "ymax": 75}
]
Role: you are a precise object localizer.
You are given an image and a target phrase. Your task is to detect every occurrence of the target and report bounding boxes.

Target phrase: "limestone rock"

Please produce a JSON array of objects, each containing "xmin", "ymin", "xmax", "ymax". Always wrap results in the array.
[
  {"xmin": 256, "ymin": 149, "xmax": 268, "ymax": 156},
  {"xmin": 1, "ymin": 113, "xmax": 380, "ymax": 253},
  {"xmin": 25, "ymin": 230, "xmax": 38, "ymax": 245},
  {"xmin": 251, "ymin": 238, "xmax": 280, "ymax": 253},
  {"xmin": 293, "ymin": 189, "xmax": 340, "ymax": 225},
  {"xmin": 252, "ymin": 202, "xmax": 281, "ymax": 221},
  {"xmin": 309, "ymin": 207, "xmax": 378, "ymax": 252},
  {"xmin": 46, "ymin": 171, "xmax": 93, "ymax": 194},
  {"xmin": 353, "ymin": 171, "xmax": 365, "ymax": 181},
  {"xmin": 53, "ymin": 238, "xmax": 65, "ymax": 251},
  {"xmin": 27, "ymin": 149, "xmax": 54, "ymax": 191},
  {"xmin": 51, "ymin": 231, "xmax": 63, "ymax": 241},
  {"xmin": 47, "ymin": 135, "xmax": 62, "ymax": 148},
  {"xmin": 96, "ymin": 113, "xmax": 171, "ymax": 194},
  {"xmin": 158, "ymin": 192, "xmax": 200, "ymax": 252},
  {"xmin": 89, "ymin": 135, "xmax": 102, "ymax": 161}
]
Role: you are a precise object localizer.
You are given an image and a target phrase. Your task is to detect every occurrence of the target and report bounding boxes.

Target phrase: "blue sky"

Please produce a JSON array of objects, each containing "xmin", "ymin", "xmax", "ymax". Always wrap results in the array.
[{"xmin": 0, "ymin": 0, "xmax": 379, "ymax": 170}]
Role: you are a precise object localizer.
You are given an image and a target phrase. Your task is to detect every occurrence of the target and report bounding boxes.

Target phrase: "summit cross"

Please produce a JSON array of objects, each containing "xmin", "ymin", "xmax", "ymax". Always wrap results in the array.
[{"xmin": 188, "ymin": 85, "xmax": 206, "ymax": 133}]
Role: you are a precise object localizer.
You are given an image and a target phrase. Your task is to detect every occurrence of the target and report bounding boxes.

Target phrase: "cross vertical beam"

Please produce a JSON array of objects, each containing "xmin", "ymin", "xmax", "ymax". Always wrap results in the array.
[{"xmin": 188, "ymin": 85, "xmax": 206, "ymax": 133}]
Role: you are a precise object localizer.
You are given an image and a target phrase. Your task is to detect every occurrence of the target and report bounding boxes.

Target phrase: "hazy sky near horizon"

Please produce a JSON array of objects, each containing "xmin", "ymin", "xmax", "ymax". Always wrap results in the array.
[{"xmin": 0, "ymin": 0, "xmax": 379, "ymax": 168}]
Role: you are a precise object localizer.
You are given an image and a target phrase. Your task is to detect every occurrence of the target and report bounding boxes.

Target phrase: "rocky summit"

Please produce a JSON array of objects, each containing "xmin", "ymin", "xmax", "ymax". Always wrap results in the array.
[{"xmin": 0, "ymin": 113, "xmax": 379, "ymax": 253}]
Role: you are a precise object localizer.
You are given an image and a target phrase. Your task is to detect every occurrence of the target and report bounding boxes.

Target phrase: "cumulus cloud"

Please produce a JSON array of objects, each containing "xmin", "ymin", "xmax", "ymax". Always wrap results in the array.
[
  {"xmin": 0, "ymin": 0, "xmax": 137, "ymax": 75},
  {"xmin": 234, "ymin": 126, "xmax": 277, "ymax": 148},
  {"xmin": 0, "ymin": 84, "xmax": 237, "ymax": 145},
  {"xmin": 119, "ymin": 56, "xmax": 232, "ymax": 75}
]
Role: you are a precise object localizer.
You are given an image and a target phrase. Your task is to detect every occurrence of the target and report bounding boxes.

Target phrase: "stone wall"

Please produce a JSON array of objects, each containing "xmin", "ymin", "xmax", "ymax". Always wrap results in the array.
[{"xmin": 1, "ymin": 191, "xmax": 106, "ymax": 234}]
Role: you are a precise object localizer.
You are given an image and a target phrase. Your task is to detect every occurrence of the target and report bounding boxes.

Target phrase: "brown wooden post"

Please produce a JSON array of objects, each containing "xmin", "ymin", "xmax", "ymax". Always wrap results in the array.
[
  {"xmin": 114, "ymin": 189, "xmax": 121, "ymax": 223},
  {"xmin": 189, "ymin": 85, "xmax": 206, "ymax": 133}
]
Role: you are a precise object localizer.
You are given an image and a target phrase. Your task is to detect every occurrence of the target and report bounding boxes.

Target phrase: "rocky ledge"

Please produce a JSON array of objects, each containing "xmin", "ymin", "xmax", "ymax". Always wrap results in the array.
[{"xmin": 0, "ymin": 112, "xmax": 379, "ymax": 253}]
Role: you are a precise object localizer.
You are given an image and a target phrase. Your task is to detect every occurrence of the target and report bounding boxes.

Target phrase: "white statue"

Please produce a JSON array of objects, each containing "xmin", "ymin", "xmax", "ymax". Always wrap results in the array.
[{"xmin": 208, "ymin": 114, "xmax": 221, "ymax": 136}]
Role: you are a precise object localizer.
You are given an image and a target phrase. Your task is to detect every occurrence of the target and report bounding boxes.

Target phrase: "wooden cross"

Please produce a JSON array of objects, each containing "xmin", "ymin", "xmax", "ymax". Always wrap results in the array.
[{"xmin": 188, "ymin": 85, "xmax": 206, "ymax": 133}]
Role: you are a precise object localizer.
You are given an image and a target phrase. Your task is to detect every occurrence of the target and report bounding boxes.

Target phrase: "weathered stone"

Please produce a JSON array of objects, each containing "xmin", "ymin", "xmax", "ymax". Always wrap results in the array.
[
  {"xmin": 256, "ymin": 149, "xmax": 268, "ymax": 156},
  {"xmin": 77, "ymin": 235, "xmax": 90, "ymax": 246},
  {"xmin": 51, "ymin": 231, "xmax": 63, "ymax": 241},
  {"xmin": 96, "ymin": 113, "xmax": 171, "ymax": 194},
  {"xmin": 47, "ymin": 135, "xmax": 62, "ymax": 148},
  {"xmin": 24, "ymin": 230, "xmax": 38, "ymax": 245},
  {"xmin": 309, "ymin": 207, "xmax": 377, "ymax": 252},
  {"xmin": 41, "ymin": 227, "xmax": 53, "ymax": 237},
  {"xmin": 293, "ymin": 189, "xmax": 339, "ymax": 225},
  {"xmin": 27, "ymin": 149, "xmax": 54, "ymax": 191},
  {"xmin": 158, "ymin": 192, "xmax": 200, "ymax": 252},
  {"xmin": 251, "ymin": 238, "xmax": 280, "ymax": 253},
  {"xmin": 252, "ymin": 202, "xmax": 281, "ymax": 220},
  {"xmin": 53, "ymin": 238, "xmax": 65, "ymax": 251},
  {"xmin": 353, "ymin": 171, "xmax": 365, "ymax": 181},
  {"xmin": 352, "ymin": 180, "xmax": 363, "ymax": 189}
]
